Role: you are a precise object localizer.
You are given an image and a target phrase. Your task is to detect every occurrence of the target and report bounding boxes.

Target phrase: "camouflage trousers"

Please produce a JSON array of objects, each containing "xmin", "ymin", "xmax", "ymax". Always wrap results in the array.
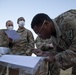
[
  {"xmin": 39, "ymin": 61, "xmax": 60, "ymax": 75},
  {"xmin": 48, "ymin": 62, "xmax": 60, "ymax": 75},
  {"xmin": 71, "ymin": 66, "xmax": 76, "ymax": 75},
  {"xmin": 0, "ymin": 65, "xmax": 6, "ymax": 75}
]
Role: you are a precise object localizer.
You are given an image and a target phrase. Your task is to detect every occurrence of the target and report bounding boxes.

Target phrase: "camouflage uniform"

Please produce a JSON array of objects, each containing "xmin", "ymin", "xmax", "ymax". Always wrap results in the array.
[
  {"xmin": 0, "ymin": 29, "xmax": 9, "ymax": 47},
  {"xmin": 51, "ymin": 9, "xmax": 76, "ymax": 75},
  {"xmin": 11, "ymin": 28, "xmax": 34, "ymax": 56},
  {"xmin": 35, "ymin": 36, "xmax": 60, "ymax": 75},
  {"xmin": 35, "ymin": 36, "xmax": 52, "ymax": 50},
  {"xmin": 0, "ymin": 29, "xmax": 10, "ymax": 75}
]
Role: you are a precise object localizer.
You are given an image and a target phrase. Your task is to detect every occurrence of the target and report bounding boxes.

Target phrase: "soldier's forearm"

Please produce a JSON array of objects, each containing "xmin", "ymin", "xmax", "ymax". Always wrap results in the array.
[{"xmin": 55, "ymin": 50, "xmax": 75, "ymax": 70}]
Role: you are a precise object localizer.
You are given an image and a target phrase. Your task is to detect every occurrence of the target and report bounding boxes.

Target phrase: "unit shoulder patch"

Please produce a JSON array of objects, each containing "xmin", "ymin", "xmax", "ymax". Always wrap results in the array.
[{"xmin": 67, "ymin": 30, "xmax": 74, "ymax": 39}]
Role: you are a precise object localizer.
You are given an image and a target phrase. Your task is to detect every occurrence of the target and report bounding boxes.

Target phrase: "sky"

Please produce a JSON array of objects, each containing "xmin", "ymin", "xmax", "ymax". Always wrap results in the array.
[{"xmin": 0, "ymin": 0, "xmax": 76, "ymax": 39}]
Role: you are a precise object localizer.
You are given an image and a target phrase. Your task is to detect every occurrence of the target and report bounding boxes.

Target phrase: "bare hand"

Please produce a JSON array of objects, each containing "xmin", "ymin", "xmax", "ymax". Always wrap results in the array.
[
  {"xmin": 32, "ymin": 49, "xmax": 44, "ymax": 56},
  {"xmin": 43, "ymin": 52, "xmax": 55, "ymax": 63}
]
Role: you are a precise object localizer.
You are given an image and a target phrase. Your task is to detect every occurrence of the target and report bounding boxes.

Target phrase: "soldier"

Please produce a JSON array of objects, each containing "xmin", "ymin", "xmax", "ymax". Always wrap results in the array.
[
  {"xmin": 31, "ymin": 9, "xmax": 76, "ymax": 75},
  {"xmin": 35, "ymin": 36, "xmax": 60, "ymax": 75},
  {"xmin": 11, "ymin": 17, "xmax": 34, "ymax": 56},
  {"xmin": 0, "ymin": 20, "xmax": 13, "ymax": 75},
  {"xmin": 0, "ymin": 30, "xmax": 10, "ymax": 75},
  {"xmin": 6, "ymin": 20, "xmax": 14, "ymax": 30},
  {"xmin": 5, "ymin": 20, "xmax": 14, "ymax": 48},
  {"xmin": 0, "ymin": 20, "xmax": 15, "ymax": 75}
]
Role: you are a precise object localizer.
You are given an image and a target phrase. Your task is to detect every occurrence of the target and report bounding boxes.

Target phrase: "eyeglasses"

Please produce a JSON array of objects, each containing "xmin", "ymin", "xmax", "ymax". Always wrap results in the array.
[{"xmin": 37, "ymin": 20, "xmax": 46, "ymax": 36}]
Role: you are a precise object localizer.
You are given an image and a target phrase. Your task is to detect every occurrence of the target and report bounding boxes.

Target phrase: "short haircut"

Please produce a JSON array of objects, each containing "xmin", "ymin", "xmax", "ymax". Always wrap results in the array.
[
  {"xmin": 6, "ymin": 20, "xmax": 13, "ymax": 26},
  {"xmin": 17, "ymin": 17, "xmax": 25, "ymax": 24},
  {"xmin": 31, "ymin": 13, "xmax": 52, "ymax": 29}
]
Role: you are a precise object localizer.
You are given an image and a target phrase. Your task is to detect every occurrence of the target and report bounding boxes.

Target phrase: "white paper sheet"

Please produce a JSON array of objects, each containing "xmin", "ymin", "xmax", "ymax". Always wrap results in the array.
[
  {"xmin": 5, "ymin": 30, "xmax": 21, "ymax": 40},
  {"xmin": 0, "ymin": 55, "xmax": 42, "ymax": 68}
]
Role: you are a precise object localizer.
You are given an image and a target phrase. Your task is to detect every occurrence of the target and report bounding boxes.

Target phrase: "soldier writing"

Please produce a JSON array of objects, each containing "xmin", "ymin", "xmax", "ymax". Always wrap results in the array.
[
  {"xmin": 31, "ymin": 9, "xmax": 76, "ymax": 75},
  {"xmin": 11, "ymin": 17, "xmax": 34, "ymax": 56}
]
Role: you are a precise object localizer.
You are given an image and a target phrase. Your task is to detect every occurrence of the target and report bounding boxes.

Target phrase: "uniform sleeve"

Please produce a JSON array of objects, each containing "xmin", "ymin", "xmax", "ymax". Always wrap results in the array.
[
  {"xmin": 35, "ymin": 36, "xmax": 45, "ymax": 49},
  {"xmin": 0, "ymin": 30, "xmax": 9, "ymax": 47},
  {"xmin": 55, "ymin": 19, "xmax": 76, "ymax": 70},
  {"xmin": 0, "ymin": 31, "xmax": 4, "ymax": 46},
  {"xmin": 25, "ymin": 30, "xmax": 34, "ymax": 55},
  {"xmin": 35, "ymin": 36, "xmax": 52, "ymax": 51}
]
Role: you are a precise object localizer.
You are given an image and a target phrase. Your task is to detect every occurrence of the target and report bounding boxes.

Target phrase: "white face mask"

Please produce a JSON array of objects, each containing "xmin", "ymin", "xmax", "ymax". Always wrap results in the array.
[
  {"xmin": 19, "ymin": 21, "xmax": 25, "ymax": 27},
  {"xmin": 7, "ymin": 26, "xmax": 13, "ymax": 30}
]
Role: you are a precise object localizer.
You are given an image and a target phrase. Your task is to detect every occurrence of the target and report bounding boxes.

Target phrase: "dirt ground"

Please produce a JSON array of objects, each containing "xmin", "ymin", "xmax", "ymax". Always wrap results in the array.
[{"xmin": 60, "ymin": 68, "xmax": 72, "ymax": 75}]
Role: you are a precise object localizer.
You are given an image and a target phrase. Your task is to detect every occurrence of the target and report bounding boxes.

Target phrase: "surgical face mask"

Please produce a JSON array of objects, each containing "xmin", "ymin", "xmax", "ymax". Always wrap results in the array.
[
  {"xmin": 7, "ymin": 26, "xmax": 13, "ymax": 30},
  {"xmin": 19, "ymin": 21, "xmax": 25, "ymax": 27}
]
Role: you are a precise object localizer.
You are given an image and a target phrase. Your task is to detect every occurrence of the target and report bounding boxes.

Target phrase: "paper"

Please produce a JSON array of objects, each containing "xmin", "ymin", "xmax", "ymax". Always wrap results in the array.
[
  {"xmin": 5, "ymin": 30, "xmax": 21, "ymax": 40},
  {"xmin": 0, "ymin": 55, "xmax": 44, "ymax": 74},
  {"xmin": 0, "ymin": 55, "xmax": 42, "ymax": 68}
]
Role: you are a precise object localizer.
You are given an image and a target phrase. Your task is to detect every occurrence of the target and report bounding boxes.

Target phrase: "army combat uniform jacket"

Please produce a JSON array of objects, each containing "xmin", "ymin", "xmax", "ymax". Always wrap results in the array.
[
  {"xmin": 0, "ymin": 29, "xmax": 10, "ymax": 75},
  {"xmin": 11, "ymin": 28, "xmax": 34, "ymax": 56},
  {"xmin": 35, "ymin": 36, "xmax": 52, "ymax": 50},
  {"xmin": 0, "ymin": 29, "xmax": 9, "ymax": 47},
  {"xmin": 51, "ymin": 9, "xmax": 76, "ymax": 70}
]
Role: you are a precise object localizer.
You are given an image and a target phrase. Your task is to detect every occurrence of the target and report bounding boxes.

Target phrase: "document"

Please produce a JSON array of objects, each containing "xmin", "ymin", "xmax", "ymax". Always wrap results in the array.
[
  {"xmin": 0, "ymin": 55, "xmax": 44, "ymax": 74},
  {"xmin": 5, "ymin": 30, "xmax": 21, "ymax": 40},
  {"xmin": 0, "ymin": 55, "xmax": 42, "ymax": 68}
]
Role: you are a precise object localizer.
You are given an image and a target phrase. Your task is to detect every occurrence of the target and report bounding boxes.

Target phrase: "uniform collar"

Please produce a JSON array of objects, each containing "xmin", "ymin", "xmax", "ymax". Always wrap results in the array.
[
  {"xmin": 51, "ymin": 19, "xmax": 62, "ymax": 44},
  {"xmin": 52, "ymin": 19, "xmax": 61, "ymax": 37},
  {"xmin": 17, "ymin": 27, "xmax": 26, "ymax": 32}
]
